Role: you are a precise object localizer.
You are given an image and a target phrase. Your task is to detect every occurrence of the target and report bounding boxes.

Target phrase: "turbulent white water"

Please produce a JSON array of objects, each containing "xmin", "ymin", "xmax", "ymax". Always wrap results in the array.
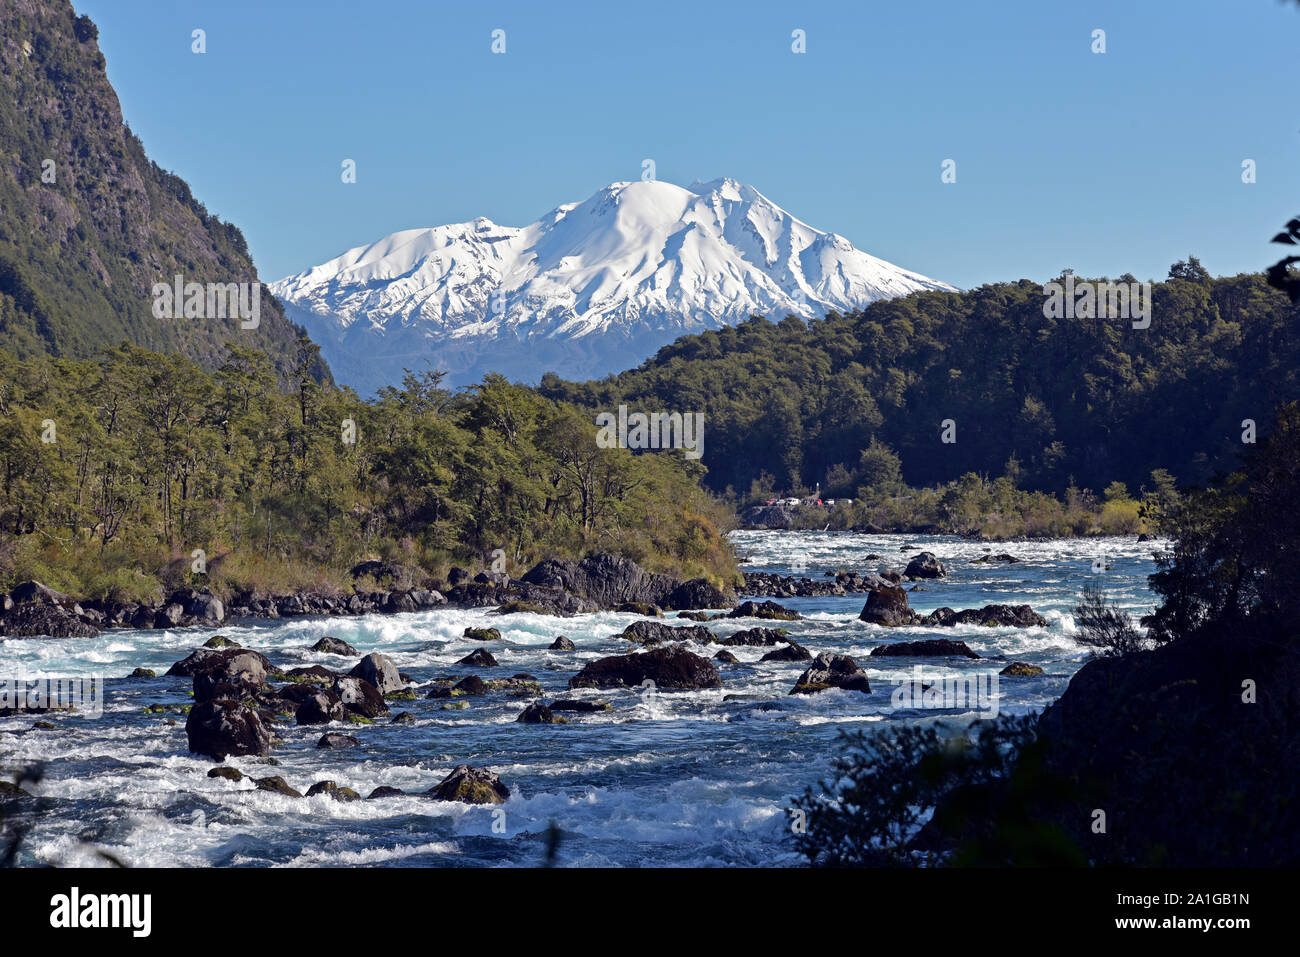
[{"xmin": 0, "ymin": 533, "xmax": 1162, "ymax": 867}]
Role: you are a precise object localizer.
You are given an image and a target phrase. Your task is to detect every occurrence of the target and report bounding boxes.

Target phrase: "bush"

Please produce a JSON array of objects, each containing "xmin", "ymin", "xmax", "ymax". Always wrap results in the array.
[{"xmin": 1073, "ymin": 581, "xmax": 1146, "ymax": 655}]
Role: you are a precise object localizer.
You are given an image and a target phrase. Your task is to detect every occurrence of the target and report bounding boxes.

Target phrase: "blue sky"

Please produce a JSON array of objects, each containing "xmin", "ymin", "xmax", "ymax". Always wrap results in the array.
[{"xmin": 73, "ymin": 0, "xmax": 1300, "ymax": 289}]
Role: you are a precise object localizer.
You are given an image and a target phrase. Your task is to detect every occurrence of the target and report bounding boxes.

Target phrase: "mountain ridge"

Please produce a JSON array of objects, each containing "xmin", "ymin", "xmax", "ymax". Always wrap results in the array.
[
  {"xmin": 0, "ymin": 0, "xmax": 324, "ymax": 378},
  {"xmin": 272, "ymin": 177, "xmax": 954, "ymax": 392}
]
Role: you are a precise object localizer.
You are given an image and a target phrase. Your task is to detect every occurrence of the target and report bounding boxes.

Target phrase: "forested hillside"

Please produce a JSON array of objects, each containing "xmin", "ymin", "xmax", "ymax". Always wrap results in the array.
[
  {"xmin": 0, "ymin": 1, "xmax": 322, "ymax": 376},
  {"xmin": 0, "ymin": 343, "xmax": 735, "ymax": 602},
  {"xmin": 541, "ymin": 261, "xmax": 1299, "ymax": 501}
]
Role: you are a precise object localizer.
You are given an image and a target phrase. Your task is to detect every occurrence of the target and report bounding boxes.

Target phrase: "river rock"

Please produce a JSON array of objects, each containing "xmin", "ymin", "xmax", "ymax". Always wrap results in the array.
[
  {"xmin": 761, "ymin": 641, "xmax": 812, "ymax": 662},
  {"xmin": 617, "ymin": 620, "xmax": 714, "ymax": 646},
  {"xmin": 193, "ymin": 651, "xmax": 267, "ymax": 703},
  {"xmin": 305, "ymin": 780, "xmax": 360, "ymax": 801},
  {"xmin": 547, "ymin": 698, "xmax": 611, "ymax": 713},
  {"xmin": 548, "ymin": 635, "xmax": 575, "ymax": 651},
  {"xmin": 1000, "ymin": 661, "xmax": 1045, "ymax": 677},
  {"xmin": 311, "ymin": 636, "xmax": 359, "ymax": 656},
  {"xmin": 427, "ymin": 765, "xmax": 510, "ymax": 805},
  {"xmin": 921, "ymin": 605, "xmax": 1048, "ymax": 628},
  {"xmin": 569, "ymin": 645, "xmax": 722, "ymax": 690},
  {"xmin": 166, "ymin": 646, "xmax": 273, "ymax": 679},
  {"xmin": 904, "ymin": 551, "xmax": 947, "ymax": 579},
  {"xmin": 254, "ymin": 775, "xmax": 302, "ymax": 798},
  {"xmin": 296, "ymin": 689, "xmax": 345, "ymax": 725},
  {"xmin": 331, "ymin": 676, "xmax": 390, "ymax": 718},
  {"xmin": 727, "ymin": 599, "xmax": 800, "ymax": 621},
  {"xmin": 348, "ymin": 652, "xmax": 403, "ymax": 695},
  {"xmin": 722, "ymin": 627, "xmax": 790, "ymax": 646},
  {"xmin": 870, "ymin": 639, "xmax": 981, "ymax": 659},
  {"xmin": 517, "ymin": 703, "xmax": 566, "ymax": 724},
  {"xmin": 186, "ymin": 699, "xmax": 273, "ymax": 759},
  {"xmin": 789, "ymin": 653, "xmax": 872, "ymax": 695},
  {"xmin": 859, "ymin": 585, "xmax": 917, "ymax": 626},
  {"xmin": 457, "ymin": 648, "xmax": 499, "ymax": 667}
]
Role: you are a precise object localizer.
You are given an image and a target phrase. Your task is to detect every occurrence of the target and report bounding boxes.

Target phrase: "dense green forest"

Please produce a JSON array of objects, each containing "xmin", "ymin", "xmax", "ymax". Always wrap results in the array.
[
  {"xmin": 541, "ymin": 261, "xmax": 1299, "ymax": 505},
  {"xmin": 0, "ymin": 342, "xmax": 736, "ymax": 602}
]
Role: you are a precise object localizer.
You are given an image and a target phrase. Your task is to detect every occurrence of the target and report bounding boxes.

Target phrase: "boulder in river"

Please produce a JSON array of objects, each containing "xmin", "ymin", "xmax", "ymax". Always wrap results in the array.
[
  {"xmin": 904, "ymin": 551, "xmax": 947, "ymax": 579},
  {"xmin": 331, "ymin": 676, "xmax": 390, "ymax": 718},
  {"xmin": 548, "ymin": 635, "xmax": 576, "ymax": 651},
  {"xmin": 1000, "ymin": 661, "xmax": 1045, "ymax": 677},
  {"xmin": 305, "ymin": 780, "xmax": 360, "ymax": 801},
  {"xmin": 186, "ymin": 698, "xmax": 273, "ymax": 759},
  {"xmin": 921, "ymin": 605, "xmax": 1047, "ymax": 628},
  {"xmin": 193, "ymin": 651, "xmax": 267, "ymax": 703},
  {"xmin": 547, "ymin": 698, "xmax": 611, "ymax": 713},
  {"xmin": 870, "ymin": 639, "xmax": 981, "ymax": 659},
  {"xmin": 569, "ymin": 645, "xmax": 722, "ymax": 690},
  {"xmin": 727, "ymin": 600, "xmax": 800, "ymax": 621},
  {"xmin": 348, "ymin": 652, "xmax": 403, "ymax": 695},
  {"xmin": 463, "ymin": 626, "xmax": 502, "ymax": 643},
  {"xmin": 789, "ymin": 653, "xmax": 872, "ymax": 695},
  {"xmin": 722, "ymin": 627, "xmax": 790, "ymax": 646},
  {"xmin": 457, "ymin": 648, "xmax": 499, "ymax": 667},
  {"xmin": 617, "ymin": 620, "xmax": 714, "ymax": 646},
  {"xmin": 296, "ymin": 690, "xmax": 346, "ymax": 725},
  {"xmin": 427, "ymin": 765, "xmax": 510, "ymax": 805},
  {"xmin": 761, "ymin": 641, "xmax": 812, "ymax": 662},
  {"xmin": 166, "ymin": 646, "xmax": 273, "ymax": 679},
  {"xmin": 312, "ymin": 636, "xmax": 359, "ymax": 656},
  {"xmin": 316, "ymin": 731, "xmax": 361, "ymax": 748},
  {"xmin": 517, "ymin": 703, "xmax": 566, "ymax": 724},
  {"xmin": 254, "ymin": 775, "xmax": 302, "ymax": 798},
  {"xmin": 859, "ymin": 585, "xmax": 917, "ymax": 626}
]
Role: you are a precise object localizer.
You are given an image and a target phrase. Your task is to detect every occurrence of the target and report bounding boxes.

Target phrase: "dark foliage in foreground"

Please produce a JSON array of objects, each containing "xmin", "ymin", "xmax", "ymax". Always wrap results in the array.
[{"xmin": 792, "ymin": 403, "xmax": 1300, "ymax": 867}]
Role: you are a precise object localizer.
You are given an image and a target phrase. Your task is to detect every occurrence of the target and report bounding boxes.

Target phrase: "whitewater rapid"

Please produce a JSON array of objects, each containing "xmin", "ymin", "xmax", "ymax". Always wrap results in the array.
[{"xmin": 0, "ymin": 533, "xmax": 1161, "ymax": 867}]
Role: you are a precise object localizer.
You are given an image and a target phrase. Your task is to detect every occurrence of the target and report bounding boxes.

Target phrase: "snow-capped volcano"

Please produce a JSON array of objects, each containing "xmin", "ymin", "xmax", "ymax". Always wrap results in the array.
[{"xmin": 271, "ymin": 178, "xmax": 954, "ymax": 393}]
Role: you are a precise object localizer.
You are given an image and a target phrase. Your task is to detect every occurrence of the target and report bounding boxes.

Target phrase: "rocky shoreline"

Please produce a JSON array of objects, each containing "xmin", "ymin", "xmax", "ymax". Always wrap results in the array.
[{"xmin": 0, "ymin": 553, "xmax": 734, "ymax": 641}]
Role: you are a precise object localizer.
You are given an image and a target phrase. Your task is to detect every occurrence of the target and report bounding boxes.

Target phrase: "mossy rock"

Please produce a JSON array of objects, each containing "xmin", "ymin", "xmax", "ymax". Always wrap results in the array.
[
  {"xmin": 494, "ymin": 601, "xmax": 554, "ymax": 616},
  {"xmin": 790, "ymin": 681, "xmax": 834, "ymax": 695},
  {"xmin": 208, "ymin": 766, "xmax": 244, "ymax": 782},
  {"xmin": 999, "ymin": 661, "xmax": 1045, "ymax": 677},
  {"xmin": 203, "ymin": 636, "xmax": 241, "ymax": 649},
  {"xmin": 254, "ymin": 775, "xmax": 302, "ymax": 798},
  {"xmin": 463, "ymin": 627, "xmax": 503, "ymax": 642},
  {"xmin": 345, "ymin": 713, "xmax": 374, "ymax": 725},
  {"xmin": 442, "ymin": 701, "xmax": 470, "ymax": 710},
  {"xmin": 615, "ymin": 602, "xmax": 663, "ymax": 617},
  {"xmin": 384, "ymin": 690, "xmax": 418, "ymax": 701},
  {"xmin": 129, "ymin": 667, "xmax": 156, "ymax": 678}
]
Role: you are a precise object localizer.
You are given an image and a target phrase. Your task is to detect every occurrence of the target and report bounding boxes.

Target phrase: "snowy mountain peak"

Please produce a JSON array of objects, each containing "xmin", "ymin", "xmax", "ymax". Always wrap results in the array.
[{"xmin": 271, "ymin": 178, "xmax": 955, "ymax": 394}]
